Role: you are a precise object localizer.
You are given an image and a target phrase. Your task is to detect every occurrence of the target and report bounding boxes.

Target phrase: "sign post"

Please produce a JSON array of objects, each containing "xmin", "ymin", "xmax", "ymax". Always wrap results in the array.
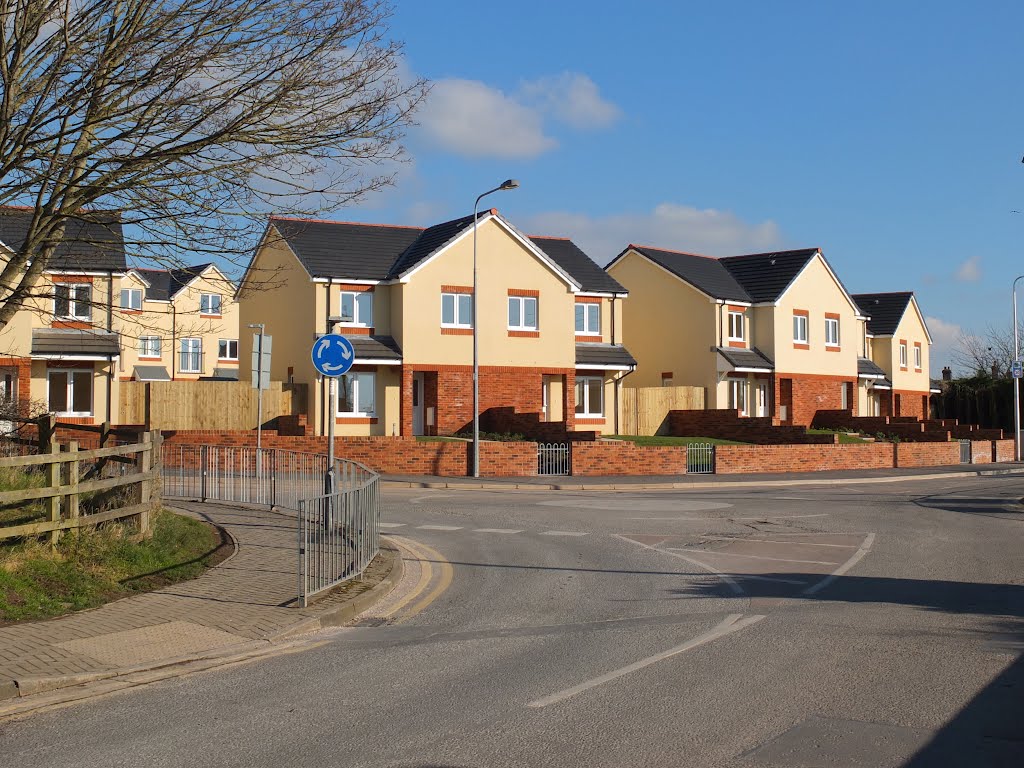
[
  {"xmin": 311, "ymin": 333, "xmax": 355, "ymax": 495},
  {"xmin": 1012, "ymin": 360, "xmax": 1022, "ymax": 379}
]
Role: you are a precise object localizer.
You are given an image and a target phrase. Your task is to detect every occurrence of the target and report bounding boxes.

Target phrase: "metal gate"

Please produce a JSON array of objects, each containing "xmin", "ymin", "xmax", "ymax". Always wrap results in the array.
[
  {"xmin": 959, "ymin": 439, "xmax": 971, "ymax": 464},
  {"xmin": 687, "ymin": 443, "xmax": 716, "ymax": 474},
  {"xmin": 538, "ymin": 442, "xmax": 571, "ymax": 475}
]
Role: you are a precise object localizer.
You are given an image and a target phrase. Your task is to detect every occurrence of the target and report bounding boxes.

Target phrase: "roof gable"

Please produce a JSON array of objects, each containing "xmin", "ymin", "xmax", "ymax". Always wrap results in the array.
[
  {"xmin": 619, "ymin": 246, "xmax": 751, "ymax": 302},
  {"xmin": 530, "ymin": 237, "xmax": 627, "ymax": 294},
  {"xmin": 852, "ymin": 292, "xmax": 913, "ymax": 336},
  {"xmin": 718, "ymin": 248, "xmax": 819, "ymax": 303},
  {"xmin": 0, "ymin": 207, "xmax": 126, "ymax": 272}
]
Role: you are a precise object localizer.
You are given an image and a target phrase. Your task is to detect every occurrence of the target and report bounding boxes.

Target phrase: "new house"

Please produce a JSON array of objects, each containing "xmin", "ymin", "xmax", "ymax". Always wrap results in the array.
[
  {"xmin": 237, "ymin": 210, "xmax": 634, "ymax": 437},
  {"xmin": 607, "ymin": 244, "xmax": 875, "ymax": 426},
  {"xmin": 0, "ymin": 207, "xmax": 125, "ymax": 424},
  {"xmin": 116, "ymin": 264, "xmax": 239, "ymax": 382},
  {"xmin": 852, "ymin": 292, "xmax": 933, "ymax": 418}
]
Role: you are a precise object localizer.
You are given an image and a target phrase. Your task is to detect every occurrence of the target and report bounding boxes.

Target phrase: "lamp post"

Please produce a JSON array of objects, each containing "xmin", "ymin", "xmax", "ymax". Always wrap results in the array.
[
  {"xmin": 248, "ymin": 322, "xmax": 266, "ymax": 501},
  {"xmin": 472, "ymin": 179, "xmax": 520, "ymax": 478},
  {"xmin": 1013, "ymin": 276, "xmax": 1024, "ymax": 461}
]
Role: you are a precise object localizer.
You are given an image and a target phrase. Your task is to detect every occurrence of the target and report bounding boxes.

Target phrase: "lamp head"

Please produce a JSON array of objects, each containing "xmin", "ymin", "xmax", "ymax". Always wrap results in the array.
[{"xmin": 499, "ymin": 179, "xmax": 520, "ymax": 190}]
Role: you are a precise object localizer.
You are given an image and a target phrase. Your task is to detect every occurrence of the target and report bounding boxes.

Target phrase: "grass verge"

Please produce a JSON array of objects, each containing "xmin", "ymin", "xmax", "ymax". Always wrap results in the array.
[
  {"xmin": 604, "ymin": 435, "xmax": 747, "ymax": 446},
  {"xmin": 805, "ymin": 428, "xmax": 871, "ymax": 444},
  {"xmin": 0, "ymin": 509, "xmax": 230, "ymax": 624}
]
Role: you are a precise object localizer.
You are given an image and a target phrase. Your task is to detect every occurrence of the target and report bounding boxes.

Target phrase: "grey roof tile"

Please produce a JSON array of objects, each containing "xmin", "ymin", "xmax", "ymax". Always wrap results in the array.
[
  {"xmin": 0, "ymin": 207, "xmax": 126, "ymax": 272},
  {"xmin": 133, "ymin": 365, "xmax": 171, "ymax": 381},
  {"xmin": 270, "ymin": 217, "xmax": 423, "ymax": 280},
  {"xmin": 530, "ymin": 237, "xmax": 626, "ymax": 293},
  {"xmin": 857, "ymin": 357, "xmax": 888, "ymax": 378},
  {"xmin": 852, "ymin": 292, "xmax": 913, "ymax": 336},
  {"xmin": 626, "ymin": 246, "xmax": 751, "ymax": 301},
  {"xmin": 716, "ymin": 346, "xmax": 774, "ymax": 370},
  {"xmin": 575, "ymin": 343, "xmax": 636, "ymax": 368},
  {"xmin": 134, "ymin": 264, "xmax": 213, "ymax": 301},
  {"xmin": 31, "ymin": 328, "xmax": 120, "ymax": 358},
  {"xmin": 719, "ymin": 248, "xmax": 819, "ymax": 303},
  {"xmin": 387, "ymin": 214, "xmax": 477, "ymax": 279},
  {"xmin": 350, "ymin": 335, "xmax": 402, "ymax": 361},
  {"xmin": 211, "ymin": 367, "xmax": 239, "ymax": 380}
]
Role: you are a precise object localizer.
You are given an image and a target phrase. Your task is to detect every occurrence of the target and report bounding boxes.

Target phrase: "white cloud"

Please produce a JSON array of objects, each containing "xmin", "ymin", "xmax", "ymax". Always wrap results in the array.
[
  {"xmin": 955, "ymin": 255, "xmax": 981, "ymax": 282},
  {"xmin": 518, "ymin": 73, "xmax": 620, "ymax": 130},
  {"xmin": 520, "ymin": 203, "xmax": 783, "ymax": 265},
  {"xmin": 418, "ymin": 79, "xmax": 557, "ymax": 159},
  {"xmin": 925, "ymin": 315, "xmax": 966, "ymax": 375}
]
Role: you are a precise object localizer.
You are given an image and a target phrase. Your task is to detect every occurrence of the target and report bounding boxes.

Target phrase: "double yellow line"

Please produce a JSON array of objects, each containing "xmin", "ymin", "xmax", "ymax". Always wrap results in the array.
[{"xmin": 383, "ymin": 537, "xmax": 453, "ymax": 623}]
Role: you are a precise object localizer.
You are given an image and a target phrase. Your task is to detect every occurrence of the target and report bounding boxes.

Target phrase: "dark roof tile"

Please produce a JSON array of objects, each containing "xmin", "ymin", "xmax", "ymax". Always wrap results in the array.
[
  {"xmin": 0, "ymin": 207, "xmax": 126, "ymax": 272},
  {"xmin": 530, "ymin": 237, "xmax": 626, "ymax": 293},
  {"xmin": 852, "ymin": 292, "xmax": 914, "ymax": 336},
  {"xmin": 628, "ymin": 246, "xmax": 750, "ymax": 301},
  {"xmin": 31, "ymin": 328, "xmax": 120, "ymax": 358},
  {"xmin": 270, "ymin": 217, "xmax": 423, "ymax": 280},
  {"xmin": 719, "ymin": 249, "xmax": 819, "ymax": 303},
  {"xmin": 716, "ymin": 346, "xmax": 774, "ymax": 370},
  {"xmin": 575, "ymin": 343, "xmax": 636, "ymax": 368},
  {"xmin": 857, "ymin": 357, "xmax": 888, "ymax": 377}
]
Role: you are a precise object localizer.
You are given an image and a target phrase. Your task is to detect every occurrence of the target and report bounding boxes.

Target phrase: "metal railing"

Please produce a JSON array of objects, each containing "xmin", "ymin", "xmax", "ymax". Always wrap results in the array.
[
  {"xmin": 686, "ymin": 443, "xmax": 716, "ymax": 474},
  {"xmin": 958, "ymin": 439, "xmax": 971, "ymax": 464},
  {"xmin": 298, "ymin": 460, "xmax": 379, "ymax": 606},
  {"xmin": 538, "ymin": 442, "xmax": 571, "ymax": 475},
  {"xmin": 161, "ymin": 445, "xmax": 381, "ymax": 606}
]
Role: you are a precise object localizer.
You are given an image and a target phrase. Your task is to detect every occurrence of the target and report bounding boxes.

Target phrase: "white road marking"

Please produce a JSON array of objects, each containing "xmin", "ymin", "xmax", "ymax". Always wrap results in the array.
[
  {"xmin": 526, "ymin": 613, "xmax": 765, "ymax": 708},
  {"xmin": 416, "ymin": 525, "xmax": 463, "ymax": 531},
  {"xmin": 473, "ymin": 528, "xmax": 523, "ymax": 534},
  {"xmin": 665, "ymin": 548, "xmax": 839, "ymax": 566},
  {"xmin": 540, "ymin": 530, "xmax": 588, "ymax": 537},
  {"xmin": 379, "ymin": 522, "xmax": 407, "ymax": 529},
  {"xmin": 410, "ymin": 493, "xmax": 457, "ymax": 504},
  {"xmin": 802, "ymin": 533, "xmax": 876, "ymax": 595},
  {"xmin": 629, "ymin": 516, "xmax": 708, "ymax": 521},
  {"xmin": 702, "ymin": 536, "xmax": 858, "ymax": 549},
  {"xmin": 750, "ymin": 531, "xmax": 870, "ymax": 536},
  {"xmin": 730, "ymin": 513, "xmax": 830, "ymax": 520},
  {"xmin": 614, "ymin": 534, "xmax": 743, "ymax": 595}
]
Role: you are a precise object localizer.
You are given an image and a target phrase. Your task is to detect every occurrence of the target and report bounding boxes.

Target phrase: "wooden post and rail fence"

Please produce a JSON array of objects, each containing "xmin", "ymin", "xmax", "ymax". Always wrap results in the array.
[{"xmin": 0, "ymin": 416, "xmax": 161, "ymax": 545}]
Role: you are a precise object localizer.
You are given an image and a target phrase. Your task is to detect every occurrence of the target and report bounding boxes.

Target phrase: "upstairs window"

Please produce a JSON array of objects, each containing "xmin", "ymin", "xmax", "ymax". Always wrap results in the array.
[
  {"xmin": 200, "ymin": 293, "xmax": 222, "ymax": 316},
  {"xmin": 218, "ymin": 339, "xmax": 239, "ymax": 360},
  {"xmin": 340, "ymin": 291, "xmax": 373, "ymax": 326},
  {"xmin": 139, "ymin": 336, "xmax": 161, "ymax": 358},
  {"xmin": 575, "ymin": 302, "xmax": 600, "ymax": 335},
  {"xmin": 914, "ymin": 343, "xmax": 922, "ymax": 369},
  {"xmin": 120, "ymin": 288, "xmax": 142, "ymax": 311},
  {"xmin": 793, "ymin": 313, "xmax": 808, "ymax": 344},
  {"xmin": 180, "ymin": 338, "xmax": 202, "ymax": 373},
  {"xmin": 54, "ymin": 283, "xmax": 91, "ymax": 320},
  {"xmin": 508, "ymin": 295, "xmax": 538, "ymax": 331},
  {"xmin": 899, "ymin": 342, "xmax": 908, "ymax": 367},
  {"xmin": 728, "ymin": 311, "xmax": 745, "ymax": 342},
  {"xmin": 825, "ymin": 317, "xmax": 840, "ymax": 347},
  {"xmin": 441, "ymin": 292, "xmax": 472, "ymax": 328}
]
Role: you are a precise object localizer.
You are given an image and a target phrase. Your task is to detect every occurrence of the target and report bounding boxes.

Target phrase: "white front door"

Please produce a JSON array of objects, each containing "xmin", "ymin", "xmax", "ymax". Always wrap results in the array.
[
  {"xmin": 412, "ymin": 373, "xmax": 424, "ymax": 435},
  {"xmin": 756, "ymin": 381, "xmax": 769, "ymax": 418}
]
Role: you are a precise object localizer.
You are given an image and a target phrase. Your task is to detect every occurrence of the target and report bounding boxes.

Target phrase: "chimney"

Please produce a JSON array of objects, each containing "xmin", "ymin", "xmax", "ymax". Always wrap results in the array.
[
  {"xmin": 941, "ymin": 366, "xmax": 952, "ymax": 382},
  {"xmin": 991, "ymin": 362, "xmax": 1000, "ymax": 377}
]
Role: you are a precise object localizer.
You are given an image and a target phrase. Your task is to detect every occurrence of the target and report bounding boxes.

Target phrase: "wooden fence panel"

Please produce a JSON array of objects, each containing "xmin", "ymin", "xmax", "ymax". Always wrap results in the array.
[
  {"xmin": 119, "ymin": 381, "xmax": 306, "ymax": 430},
  {"xmin": 620, "ymin": 385, "xmax": 705, "ymax": 436}
]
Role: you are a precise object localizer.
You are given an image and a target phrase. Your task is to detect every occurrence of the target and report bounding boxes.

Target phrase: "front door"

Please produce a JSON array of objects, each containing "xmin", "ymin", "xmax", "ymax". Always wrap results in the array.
[
  {"xmin": 756, "ymin": 381, "xmax": 770, "ymax": 417},
  {"xmin": 412, "ymin": 372, "xmax": 424, "ymax": 435}
]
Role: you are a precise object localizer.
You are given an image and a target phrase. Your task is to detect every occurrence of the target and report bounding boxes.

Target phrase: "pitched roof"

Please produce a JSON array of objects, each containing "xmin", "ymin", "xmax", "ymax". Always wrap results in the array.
[
  {"xmin": 718, "ymin": 248, "xmax": 820, "ymax": 303},
  {"xmin": 626, "ymin": 246, "xmax": 750, "ymax": 301},
  {"xmin": 269, "ymin": 216, "xmax": 423, "ymax": 280},
  {"xmin": 0, "ymin": 207, "xmax": 126, "ymax": 272},
  {"xmin": 852, "ymin": 292, "xmax": 914, "ymax": 336},
  {"xmin": 386, "ymin": 213, "xmax": 477, "ymax": 279},
  {"xmin": 134, "ymin": 264, "xmax": 214, "ymax": 301},
  {"xmin": 575, "ymin": 343, "xmax": 636, "ymax": 368},
  {"xmin": 31, "ymin": 328, "xmax": 121, "ymax": 358},
  {"xmin": 350, "ymin": 335, "xmax": 402, "ymax": 361},
  {"xmin": 716, "ymin": 346, "xmax": 774, "ymax": 371},
  {"xmin": 133, "ymin": 365, "xmax": 171, "ymax": 381},
  {"xmin": 857, "ymin": 357, "xmax": 888, "ymax": 378},
  {"xmin": 530, "ymin": 237, "xmax": 627, "ymax": 294}
]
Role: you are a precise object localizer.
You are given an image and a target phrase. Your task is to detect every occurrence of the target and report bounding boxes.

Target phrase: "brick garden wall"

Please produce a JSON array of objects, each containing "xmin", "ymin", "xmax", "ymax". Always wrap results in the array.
[
  {"xmin": 716, "ymin": 443, "xmax": 895, "ymax": 474},
  {"xmin": 572, "ymin": 441, "xmax": 689, "ymax": 475},
  {"xmin": 778, "ymin": 373, "xmax": 857, "ymax": 426},
  {"xmin": 668, "ymin": 409, "xmax": 837, "ymax": 444},
  {"xmin": 891, "ymin": 441, "xmax": 959, "ymax": 467}
]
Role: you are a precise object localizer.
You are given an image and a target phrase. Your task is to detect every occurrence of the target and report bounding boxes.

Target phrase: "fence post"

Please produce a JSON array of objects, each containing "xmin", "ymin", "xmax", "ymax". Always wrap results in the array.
[
  {"xmin": 38, "ymin": 413, "xmax": 56, "ymax": 453},
  {"xmin": 200, "ymin": 445, "xmax": 208, "ymax": 503},
  {"xmin": 138, "ymin": 431, "xmax": 153, "ymax": 535},
  {"xmin": 46, "ymin": 440, "xmax": 61, "ymax": 547},
  {"xmin": 271, "ymin": 449, "xmax": 278, "ymax": 508},
  {"xmin": 66, "ymin": 440, "xmax": 80, "ymax": 526}
]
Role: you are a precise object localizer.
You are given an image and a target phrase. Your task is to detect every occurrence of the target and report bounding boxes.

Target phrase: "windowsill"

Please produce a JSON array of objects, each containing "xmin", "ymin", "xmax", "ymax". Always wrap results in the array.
[
  {"xmin": 217, "ymin": 358, "xmax": 239, "ymax": 364},
  {"xmin": 575, "ymin": 416, "xmax": 605, "ymax": 423},
  {"xmin": 120, "ymin": 309, "xmax": 143, "ymax": 314},
  {"xmin": 508, "ymin": 330, "xmax": 540, "ymax": 338},
  {"xmin": 793, "ymin": 342, "xmax": 810, "ymax": 350},
  {"xmin": 180, "ymin": 370, "xmax": 202, "ymax": 375},
  {"xmin": 336, "ymin": 414, "xmax": 377, "ymax": 422},
  {"xmin": 825, "ymin": 345, "xmax": 841, "ymax": 352},
  {"xmin": 727, "ymin": 340, "xmax": 746, "ymax": 348},
  {"xmin": 914, "ymin": 368, "xmax": 922, "ymax": 372},
  {"xmin": 199, "ymin": 314, "xmax": 222, "ymax": 319},
  {"xmin": 576, "ymin": 334, "xmax": 602, "ymax": 342},
  {"xmin": 441, "ymin": 327, "xmax": 473, "ymax": 335},
  {"xmin": 900, "ymin": 367, "xmax": 908, "ymax": 372},
  {"xmin": 337, "ymin": 326, "xmax": 373, "ymax": 336},
  {"xmin": 139, "ymin": 356, "xmax": 162, "ymax": 361},
  {"xmin": 52, "ymin": 320, "xmax": 92, "ymax": 329}
]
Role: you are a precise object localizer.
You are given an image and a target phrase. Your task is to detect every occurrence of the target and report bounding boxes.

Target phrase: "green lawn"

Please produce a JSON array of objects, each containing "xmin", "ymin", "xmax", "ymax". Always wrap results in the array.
[
  {"xmin": 805, "ymin": 428, "xmax": 871, "ymax": 444},
  {"xmin": 604, "ymin": 435, "xmax": 747, "ymax": 446},
  {"xmin": 0, "ymin": 465, "xmax": 48, "ymax": 527},
  {"xmin": 0, "ymin": 509, "xmax": 225, "ymax": 623}
]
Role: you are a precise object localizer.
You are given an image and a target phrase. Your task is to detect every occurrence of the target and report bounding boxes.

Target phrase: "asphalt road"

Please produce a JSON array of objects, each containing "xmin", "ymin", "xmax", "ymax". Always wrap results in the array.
[{"xmin": 3, "ymin": 476, "xmax": 1024, "ymax": 767}]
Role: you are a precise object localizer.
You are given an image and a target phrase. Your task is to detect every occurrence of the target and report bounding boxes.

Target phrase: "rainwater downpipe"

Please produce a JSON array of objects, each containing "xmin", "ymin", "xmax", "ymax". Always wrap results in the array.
[{"xmin": 106, "ymin": 272, "xmax": 114, "ymax": 423}]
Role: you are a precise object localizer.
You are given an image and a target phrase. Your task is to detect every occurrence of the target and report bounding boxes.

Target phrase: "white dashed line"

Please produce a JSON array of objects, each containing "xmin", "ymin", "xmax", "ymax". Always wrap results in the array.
[
  {"xmin": 701, "ymin": 536, "xmax": 858, "ymax": 549},
  {"xmin": 540, "ymin": 530, "xmax": 588, "ymax": 537},
  {"xmin": 379, "ymin": 522, "xmax": 407, "ymax": 529},
  {"xmin": 665, "ymin": 548, "xmax": 839, "ymax": 566},
  {"xmin": 416, "ymin": 525, "xmax": 463, "ymax": 531},
  {"xmin": 802, "ymin": 533, "xmax": 876, "ymax": 595},
  {"xmin": 473, "ymin": 528, "xmax": 523, "ymax": 534}
]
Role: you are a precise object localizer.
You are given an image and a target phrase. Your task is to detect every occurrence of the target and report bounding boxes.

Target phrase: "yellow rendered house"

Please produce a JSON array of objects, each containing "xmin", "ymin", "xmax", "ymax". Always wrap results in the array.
[
  {"xmin": 606, "ymin": 244, "xmax": 916, "ymax": 427},
  {"xmin": 237, "ymin": 210, "xmax": 634, "ymax": 437},
  {"xmin": 115, "ymin": 264, "xmax": 240, "ymax": 382}
]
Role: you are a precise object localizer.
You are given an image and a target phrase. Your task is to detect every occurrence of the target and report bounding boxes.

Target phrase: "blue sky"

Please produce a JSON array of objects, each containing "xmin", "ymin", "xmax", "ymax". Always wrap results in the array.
[{"xmin": 339, "ymin": 1, "xmax": 1024, "ymax": 374}]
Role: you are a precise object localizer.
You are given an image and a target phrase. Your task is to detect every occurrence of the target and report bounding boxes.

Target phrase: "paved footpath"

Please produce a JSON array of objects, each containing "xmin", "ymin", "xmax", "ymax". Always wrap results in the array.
[{"xmin": 0, "ymin": 502, "xmax": 394, "ymax": 699}]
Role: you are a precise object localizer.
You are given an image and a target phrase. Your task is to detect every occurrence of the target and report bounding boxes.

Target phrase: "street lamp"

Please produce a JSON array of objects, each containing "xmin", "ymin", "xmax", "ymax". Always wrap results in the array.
[
  {"xmin": 1013, "ymin": 277, "xmax": 1024, "ymax": 461},
  {"xmin": 248, "ymin": 322, "xmax": 266, "ymax": 502},
  {"xmin": 472, "ymin": 179, "xmax": 520, "ymax": 478}
]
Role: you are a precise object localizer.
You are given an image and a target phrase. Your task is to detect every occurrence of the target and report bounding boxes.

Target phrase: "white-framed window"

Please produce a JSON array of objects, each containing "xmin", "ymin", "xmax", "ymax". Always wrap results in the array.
[
  {"xmin": 899, "ymin": 342, "xmax": 908, "ymax": 367},
  {"xmin": 914, "ymin": 344, "xmax": 922, "ymax": 369},
  {"xmin": 729, "ymin": 379, "xmax": 748, "ymax": 416},
  {"xmin": 337, "ymin": 371, "xmax": 375, "ymax": 416},
  {"xmin": 575, "ymin": 302, "xmax": 600, "ymax": 335},
  {"xmin": 218, "ymin": 339, "xmax": 238, "ymax": 360},
  {"xmin": 728, "ymin": 310, "xmax": 745, "ymax": 342},
  {"xmin": 200, "ymin": 293, "xmax": 222, "ymax": 316},
  {"xmin": 508, "ymin": 295, "xmax": 538, "ymax": 331},
  {"xmin": 340, "ymin": 291, "xmax": 373, "ymax": 327},
  {"xmin": 841, "ymin": 382, "xmax": 849, "ymax": 410},
  {"xmin": 47, "ymin": 369, "xmax": 92, "ymax": 416},
  {"xmin": 825, "ymin": 317, "xmax": 840, "ymax": 347},
  {"xmin": 180, "ymin": 338, "xmax": 202, "ymax": 373},
  {"xmin": 54, "ymin": 283, "xmax": 91, "ymax": 320},
  {"xmin": 139, "ymin": 336, "xmax": 161, "ymax": 358},
  {"xmin": 575, "ymin": 376, "xmax": 603, "ymax": 417},
  {"xmin": 120, "ymin": 288, "xmax": 142, "ymax": 311},
  {"xmin": 661, "ymin": 375, "xmax": 673, "ymax": 387},
  {"xmin": 793, "ymin": 313, "xmax": 808, "ymax": 344},
  {"xmin": 441, "ymin": 292, "xmax": 472, "ymax": 328}
]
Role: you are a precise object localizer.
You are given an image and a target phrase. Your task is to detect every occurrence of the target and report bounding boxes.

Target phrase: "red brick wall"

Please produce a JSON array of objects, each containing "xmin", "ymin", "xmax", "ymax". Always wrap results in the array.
[
  {"xmin": 716, "ymin": 443, "xmax": 894, "ymax": 473},
  {"xmin": 892, "ymin": 389, "xmax": 930, "ymax": 420},
  {"xmin": 0, "ymin": 356, "xmax": 32, "ymax": 408},
  {"xmin": 775, "ymin": 373, "xmax": 858, "ymax": 426},
  {"xmin": 668, "ymin": 409, "xmax": 837, "ymax": 444},
  {"xmin": 892, "ymin": 442, "xmax": 959, "ymax": 467},
  {"xmin": 970, "ymin": 440, "xmax": 993, "ymax": 464},
  {"xmin": 572, "ymin": 442, "xmax": 689, "ymax": 475},
  {"xmin": 995, "ymin": 439, "xmax": 1015, "ymax": 462}
]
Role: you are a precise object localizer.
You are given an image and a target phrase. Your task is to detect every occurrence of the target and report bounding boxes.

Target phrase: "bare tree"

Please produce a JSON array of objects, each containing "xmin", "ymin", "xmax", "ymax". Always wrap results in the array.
[
  {"xmin": 951, "ymin": 322, "xmax": 1024, "ymax": 377},
  {"xmin": 0, "ymin": 0, "xmax": 426, "ymax": 330}
]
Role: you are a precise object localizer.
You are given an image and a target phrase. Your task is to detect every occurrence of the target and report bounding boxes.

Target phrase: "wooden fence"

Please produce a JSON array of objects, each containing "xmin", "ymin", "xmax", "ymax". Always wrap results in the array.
[
  {"xmin": 620, "ymin": 385, "xmax": 705, "ymax": 436},
  {"xmin": 0, "ymin": 429, "xmax": 161, "ymax": 544},
  {"xmin": 119, "ymin": 380, "xmax": 307, "ymax": 430}
]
